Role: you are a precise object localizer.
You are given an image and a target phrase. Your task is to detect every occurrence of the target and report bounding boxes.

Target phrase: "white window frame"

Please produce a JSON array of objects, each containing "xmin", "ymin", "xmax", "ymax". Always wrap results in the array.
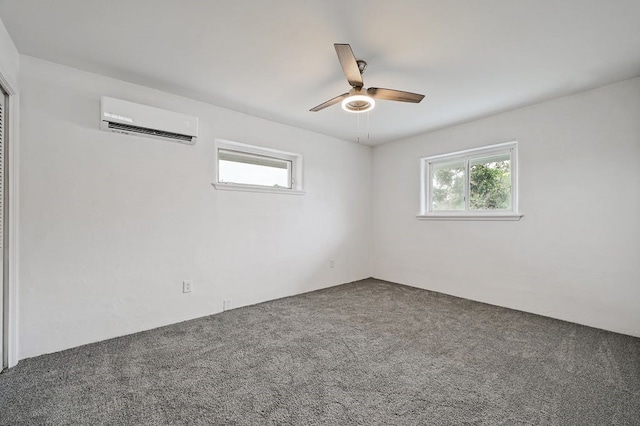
[
  {"xmin": 212, "ymin": 139, "xmax": 305, "ymax": 195},
  {"xmin": 418, "ymin": 141, "xmax": 523, "ymax": 221}
]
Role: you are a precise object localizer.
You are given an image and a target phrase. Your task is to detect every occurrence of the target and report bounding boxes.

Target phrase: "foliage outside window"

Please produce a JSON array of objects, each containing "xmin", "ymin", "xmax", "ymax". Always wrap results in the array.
[{"xmin": 419, "ymin": 142, "xmax": 521, "ymax": 220}]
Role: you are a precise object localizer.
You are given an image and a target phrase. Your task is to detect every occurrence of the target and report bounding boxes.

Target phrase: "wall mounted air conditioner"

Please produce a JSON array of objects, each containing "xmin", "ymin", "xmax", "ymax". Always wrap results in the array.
[{"xmin": 100, "ymin": 96, "xmax": 198, "ymax": 144}]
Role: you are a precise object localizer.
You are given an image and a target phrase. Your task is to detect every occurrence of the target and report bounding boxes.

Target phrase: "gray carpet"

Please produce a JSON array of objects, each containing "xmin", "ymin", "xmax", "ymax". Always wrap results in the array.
[{"xmin": 1, "ymin": 279, "xmax": 639, "ymax": 425}]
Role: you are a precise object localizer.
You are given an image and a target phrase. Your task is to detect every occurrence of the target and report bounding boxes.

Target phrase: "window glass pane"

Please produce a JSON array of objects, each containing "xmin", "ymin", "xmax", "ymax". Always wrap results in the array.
[
  {"xmin": 432, "ymin": 161, "xmax": 465, "ymax": 211},
  {"xmin": 219, "ymin": 149, "xmax": 288, "ymax": 169},
  {"xmin": 218, "ymin": 149, "xmax": 291, "ymax": 188},
  {"xmin": 469, "ymin": 153, "xmax": 511, "ymax": 210}
]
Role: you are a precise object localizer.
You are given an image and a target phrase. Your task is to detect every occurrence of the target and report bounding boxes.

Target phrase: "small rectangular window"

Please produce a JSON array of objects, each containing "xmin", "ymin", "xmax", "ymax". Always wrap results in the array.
[
  {"xmin": 213, "ymin": 139, "xmax": 304, "ymax": 194},
  {"xmin": 218, "ymin": 149, "xmax": 292, "ymax": 189},
  {"xmin": 419, "ymin": 141, "xmax": 522, "ymax": 220}
]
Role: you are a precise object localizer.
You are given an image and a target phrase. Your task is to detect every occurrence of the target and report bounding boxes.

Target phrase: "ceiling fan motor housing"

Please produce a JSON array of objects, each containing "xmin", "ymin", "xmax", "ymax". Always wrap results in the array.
[{"xmin": 342, "ymin": 87, "xmax": 375, "ymax": 113}]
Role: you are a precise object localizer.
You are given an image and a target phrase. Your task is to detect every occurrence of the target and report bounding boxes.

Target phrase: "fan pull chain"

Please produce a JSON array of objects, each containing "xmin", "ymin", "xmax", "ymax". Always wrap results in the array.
[
  {"xmin": 367, "ymin": 111, "xmax": 370, "ymax": 140},
  {"xmin": 354, "ymin": 112, "xmax": 371, "ymax": 143}
]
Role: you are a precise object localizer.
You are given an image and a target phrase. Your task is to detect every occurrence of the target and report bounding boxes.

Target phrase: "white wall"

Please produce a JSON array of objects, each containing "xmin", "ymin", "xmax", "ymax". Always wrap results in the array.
[
  {"xmin": 18, "ymin": 55, "xmax": 372, "ymax": 359},
  {"xmin": 0, "ymin": 16, "xmax": 18, "ymax": 89},
  {"xmin": 373, "ymin": 77, "xmax": 640, "ymax": 337},
  {"xmin": 16, "ymin": 50, "xmax": 639, "ymax": 360}
]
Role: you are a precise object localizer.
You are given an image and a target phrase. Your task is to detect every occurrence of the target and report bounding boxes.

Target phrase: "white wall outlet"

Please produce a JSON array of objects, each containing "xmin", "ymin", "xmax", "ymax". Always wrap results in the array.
[
  {"xmin": 223, "ymin": 299, "xmax": 232, "ymax": 311},
  {"xmin": 329, "ymin": 260, "xmax": 335, "ymax": 268},
  {"xmin": 182, "ymin": 280, "xmax": 193, "ymax": 293}
]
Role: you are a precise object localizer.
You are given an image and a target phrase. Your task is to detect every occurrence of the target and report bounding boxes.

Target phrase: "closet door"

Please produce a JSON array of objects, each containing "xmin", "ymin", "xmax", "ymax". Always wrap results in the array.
[{"xmin": 0, "ymin": 90, "xmax": 5, "ymax": 368}]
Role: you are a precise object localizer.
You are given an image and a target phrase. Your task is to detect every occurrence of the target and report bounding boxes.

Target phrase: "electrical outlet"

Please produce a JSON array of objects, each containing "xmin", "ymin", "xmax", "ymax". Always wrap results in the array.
[
  {"xmin": 329, "ymin": 260, "xmax": 335, "ymax": 268},
  {"xmin": 223, "ymin": 299, "xmax": 232, "ymax": 311},
  {"xmin": 182, "ymin": 280, "xmax": 193, "ymax": 293}
]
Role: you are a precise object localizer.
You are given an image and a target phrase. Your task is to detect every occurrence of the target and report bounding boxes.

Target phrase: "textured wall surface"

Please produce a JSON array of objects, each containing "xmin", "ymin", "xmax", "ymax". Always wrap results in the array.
[
  {"xmin": 373, "ymin": 77, "xmax": 640, "ymax": 337},
  {"xmin": 18, "ymin": 55, "xmax": 372, "ymax": 359},
  {"xmin": 14, "ymin": 55, "xmax": 640, "ymax": 361},
  {"xmin": 0, "ymin": 16, "xmax": 18, "ymax": 89}
]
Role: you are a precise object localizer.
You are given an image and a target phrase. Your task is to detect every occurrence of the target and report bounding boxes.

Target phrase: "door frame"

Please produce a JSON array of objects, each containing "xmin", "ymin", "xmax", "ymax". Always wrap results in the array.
[{"xmin": 0, "ymin": 66, "xmax": 19, "ymax": 370}]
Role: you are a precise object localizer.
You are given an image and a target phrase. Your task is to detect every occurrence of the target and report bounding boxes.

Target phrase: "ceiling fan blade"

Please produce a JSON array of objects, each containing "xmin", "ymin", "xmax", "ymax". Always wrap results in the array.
[
  {"xmin": 334, "ymin": 43, "xmax": 363, "ymax": 88},
  {"xmin": 367, "ymin": 87, "xmax": 425, "ymax": 103},
  {"xmin": 310, "ymin": 93, "xmax": 349, "ymax": 112}
]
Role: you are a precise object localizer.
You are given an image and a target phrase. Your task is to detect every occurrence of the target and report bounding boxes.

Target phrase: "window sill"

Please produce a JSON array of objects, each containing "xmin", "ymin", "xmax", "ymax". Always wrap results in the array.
[
  {"xmin": 212, "ymin": 182, "xmax": 306, "ymax": 195},
  {"xmin": 416, "ymin": 212, "xmax": 523, "ymax": 221}
]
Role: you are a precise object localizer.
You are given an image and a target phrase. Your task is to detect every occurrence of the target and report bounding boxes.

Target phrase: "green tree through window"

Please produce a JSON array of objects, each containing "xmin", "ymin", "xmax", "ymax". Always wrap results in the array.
[
  {"xmin": 469, "ymin": 157, "xmax": 511, "ymax": 210},
  {"xmin": 432, "ymin": 161, "xmax": 465, "ymax": 210},
  {"xmin": 421, "ymin": 142, "xmax": 518, "ymax": 216}
]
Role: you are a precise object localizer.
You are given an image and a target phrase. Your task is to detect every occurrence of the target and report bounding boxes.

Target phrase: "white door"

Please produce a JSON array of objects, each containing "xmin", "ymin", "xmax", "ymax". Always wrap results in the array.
[{"xmin": 0, "ymin": 89, "xmax": 5, "ymax": 368}]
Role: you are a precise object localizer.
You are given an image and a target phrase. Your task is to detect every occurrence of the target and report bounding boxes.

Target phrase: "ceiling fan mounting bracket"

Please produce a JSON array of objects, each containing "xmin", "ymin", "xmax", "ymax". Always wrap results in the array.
[{"xmin": 356, "ymin": 60, "xmax": 367, "ymax": 75}]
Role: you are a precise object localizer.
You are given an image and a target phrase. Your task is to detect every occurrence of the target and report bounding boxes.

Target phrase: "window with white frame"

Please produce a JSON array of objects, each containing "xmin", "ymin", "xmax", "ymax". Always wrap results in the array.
[
  {"xmin": 213, "ymin": 139, "xmax": 304, "ymax": 194},
  {"xmin": 419, "ymin": 141, "xmax": 521, "ymax": 220}
]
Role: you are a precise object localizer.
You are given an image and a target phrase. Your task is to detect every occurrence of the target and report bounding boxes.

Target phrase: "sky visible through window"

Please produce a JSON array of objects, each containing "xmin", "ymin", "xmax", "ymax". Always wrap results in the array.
[{"xmin": 219, "ymin": 160, "xmax": 289, "ymax": 188}]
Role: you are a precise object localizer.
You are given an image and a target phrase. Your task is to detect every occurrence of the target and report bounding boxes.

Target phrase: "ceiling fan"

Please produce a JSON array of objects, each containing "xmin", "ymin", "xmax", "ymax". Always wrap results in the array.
[{"xmin": 310, "ymin": 43, "xmax": 425, "ymax": 113}]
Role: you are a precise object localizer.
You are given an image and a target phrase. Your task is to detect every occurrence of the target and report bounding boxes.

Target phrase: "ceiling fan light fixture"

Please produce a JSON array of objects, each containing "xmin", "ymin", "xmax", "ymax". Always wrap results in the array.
[
  {"xmin": 309, "ymin": 44, "xmax": 423, "ymax": 113},
  {"xmin": 341, "ymin": 94, "xmax": 375, "ymax": 113}
]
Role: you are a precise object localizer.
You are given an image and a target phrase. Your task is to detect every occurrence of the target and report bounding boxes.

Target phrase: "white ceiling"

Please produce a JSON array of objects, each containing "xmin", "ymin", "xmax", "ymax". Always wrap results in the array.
[{"xmin": 1, "ymin": 0, "xmax": 639, "ymax": 145}]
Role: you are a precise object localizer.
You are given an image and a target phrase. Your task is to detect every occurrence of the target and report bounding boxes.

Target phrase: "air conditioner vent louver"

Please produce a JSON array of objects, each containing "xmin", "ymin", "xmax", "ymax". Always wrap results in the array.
[
  {"xmin": 107, "ymin": 122, "xmax": 194, "ymax": 143},
  {"xmin": 100, "ymin": 96, "xmax": 198, "ymax": 144}
]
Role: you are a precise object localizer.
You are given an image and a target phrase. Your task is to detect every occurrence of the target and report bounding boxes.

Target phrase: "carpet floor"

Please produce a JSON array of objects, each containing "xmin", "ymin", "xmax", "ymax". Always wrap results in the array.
[{"xmin": 1, "ymin": 279, "xmax": 639, "ymax": 425}]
